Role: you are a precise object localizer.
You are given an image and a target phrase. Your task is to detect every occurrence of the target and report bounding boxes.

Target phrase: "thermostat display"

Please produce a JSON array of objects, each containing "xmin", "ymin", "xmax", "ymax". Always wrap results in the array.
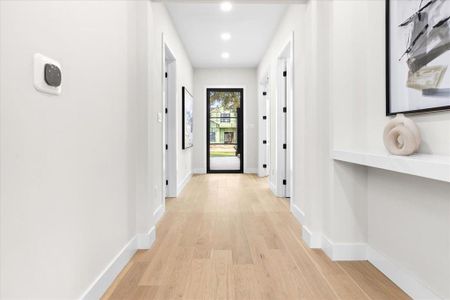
[{"xmin": 44, "ymin": 63, "xmax": 62, "ymax": 87}]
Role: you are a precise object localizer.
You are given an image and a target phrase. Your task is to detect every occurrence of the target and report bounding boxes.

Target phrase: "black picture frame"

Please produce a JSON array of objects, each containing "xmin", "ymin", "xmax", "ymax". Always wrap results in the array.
[
  {"xmin": 386, "ymin": 0, "xmax": 450, "ymax": 116},
  {"xmin": 182, "ymin": 86, "xmax": 194, "ymax": 150},
  {"xmin": 206, "ymin": 88, "xmax": 244, "ymax": 174}
]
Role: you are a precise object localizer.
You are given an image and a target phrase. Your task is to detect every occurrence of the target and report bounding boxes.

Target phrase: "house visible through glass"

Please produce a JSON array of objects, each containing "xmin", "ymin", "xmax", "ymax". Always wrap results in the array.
[{"xmin": 208, "ymin": 90, "xmax": 242, "ymax": 171}]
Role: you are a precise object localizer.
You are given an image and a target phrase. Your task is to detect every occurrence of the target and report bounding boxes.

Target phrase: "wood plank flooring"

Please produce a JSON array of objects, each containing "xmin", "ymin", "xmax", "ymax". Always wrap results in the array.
[{"xmin": 102, "ymin": 174, "xmax": 410, "ymax": 300}]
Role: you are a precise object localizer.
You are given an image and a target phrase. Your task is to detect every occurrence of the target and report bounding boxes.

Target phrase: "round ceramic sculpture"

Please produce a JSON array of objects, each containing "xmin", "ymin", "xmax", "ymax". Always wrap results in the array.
[{"xmin": 383, "ymin": 114, "xmax": 421, "ymax": 156}]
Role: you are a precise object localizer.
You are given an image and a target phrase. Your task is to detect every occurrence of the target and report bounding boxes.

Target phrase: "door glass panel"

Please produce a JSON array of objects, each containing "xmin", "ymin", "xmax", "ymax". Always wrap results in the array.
[{"xmin": 208, "ymin": 90, "xmax": 242, "ymax": 172}]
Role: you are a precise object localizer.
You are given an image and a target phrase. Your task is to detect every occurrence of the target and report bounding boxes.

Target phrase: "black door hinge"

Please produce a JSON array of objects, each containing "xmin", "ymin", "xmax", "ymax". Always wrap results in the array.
[
  {"xmin": 263, "ymin": 140, "xmax": 267, "ymax": 144},
  {"xmin": 165, "ymin": 144, "xmax": 168, "ymax": 150},
  {"xmin": 263, "ymin": 91, "xmax": 267, "ymax": 96},
  {"xmin": 262, "ymin": 116, "xmax": 267, "ymax": 120},
  {"xmin": 283, "ymin": 107, "xmax": 287, "ymax": 113},
  {"xmin": 166, "ymin": 180, "xmax": 169, "ymax": 186},
  {"xmin": 165, "ymin": 108, "xmax": 168, "ymax": 114},
  {"xmin": 283, "ymin": 179, "xmax": 287, "ymax": 185},
  {"xmin": 283, "ymin": 143, "xmax": 287, "ymax": 149},
  {"xmin": 263, "ymin": 164, "xmax": 267, "ymax": 168},
  {"xmin": 165, "ymin": 72, "xmax": 168, "ymax": 78},
  {"xmin": 283, "ymin": 71, "xmax": 287, "ymax": 77}
]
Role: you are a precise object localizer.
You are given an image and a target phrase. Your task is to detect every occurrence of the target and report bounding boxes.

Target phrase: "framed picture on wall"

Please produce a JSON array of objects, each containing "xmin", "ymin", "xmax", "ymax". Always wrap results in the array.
[
  {"xmin": 386, "ymin": 0, "xmax": 450, "ymax": 115},
  {"xmin": 182, "ymin": 86, "xmax": 194, "ymax": 149}
]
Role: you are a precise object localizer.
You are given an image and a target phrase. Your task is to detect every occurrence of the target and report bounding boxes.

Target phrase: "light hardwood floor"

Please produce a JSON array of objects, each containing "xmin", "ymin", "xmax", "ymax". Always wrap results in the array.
[{"xmin": 102, "ymin": 174, "xmax": 410, "ymax": 300}]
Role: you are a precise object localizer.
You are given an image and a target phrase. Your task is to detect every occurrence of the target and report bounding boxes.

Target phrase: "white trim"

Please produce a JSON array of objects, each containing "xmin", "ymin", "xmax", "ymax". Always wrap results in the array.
[
  {"xmin": 244, "ymin": 167, "xmax": 258, "ymax": 174},
  {"xmin": 177, "ymin": 172, "xmax": 192, "ymax": 195},
  {"xmin": 137, "ymin": 226, "xmax": 156, "ymax": 250},
  {"xmin": 290, "ymin": 204, "xmax": 305, "ymax": 225},
  {"xmin": 299, "ymin": 231, "xmax": 441, "ymax": 299},
  {"xmin": 153, "ymin": 204, "xmax": 165, "ymax": 225},
  {"xmin": 302, "ymin": 232, "xmax": 367, "ymax": 261},
  {"xmin": 80, "ymin": 227, "xmax": 158, "ymax": 299},
  {"xmin": 294, "ymin": 218, "xmax": 440, "ymax": 298},
  {"xmin": 193, "ymin": 168, "xmax": 206, "ymax": 174},
  {"xmin": 302, "ymin": 226, "xmax": 322, "ymax": 249},
  {"xmin": 80, "ymin": 237, "xmax": 138, "ymax": 300},
  {"xmin": 368, "ymin": 247, "xmax": 441, "ymax": 300},
  {"xmin": 321, "ymin": 236, "xmax": 367, "ymax": 261},
  {"xmin": 269, "ymin": 180, "xmax": 277, "ymax": 196}
]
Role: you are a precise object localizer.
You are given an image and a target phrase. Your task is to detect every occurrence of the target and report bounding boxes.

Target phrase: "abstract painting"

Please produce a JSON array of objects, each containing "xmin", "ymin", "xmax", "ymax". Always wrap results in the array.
[
  {"xmin": 182, "ymin": 87, "xmax": 194, "ymax": 149},
  {"xmin": 387, "ymin": 0, "xmax": 450, "ymax": 115}
]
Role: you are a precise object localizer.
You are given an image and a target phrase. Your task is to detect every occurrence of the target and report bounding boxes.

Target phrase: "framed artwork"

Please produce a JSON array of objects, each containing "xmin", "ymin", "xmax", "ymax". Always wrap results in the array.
[
  {"xmin": 182, "ymin": 86, "xmax": 194, "ymax": 149},
  {"xmin": 386, "ymin": 0, "xmax": 450, "ymax": 115}
]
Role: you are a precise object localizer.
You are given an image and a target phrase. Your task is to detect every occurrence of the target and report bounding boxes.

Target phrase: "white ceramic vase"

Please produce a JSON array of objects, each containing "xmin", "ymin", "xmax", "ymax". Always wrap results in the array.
[{"xmin": 383, "ymin": 114, "xmax": 421, "ymax": 156}]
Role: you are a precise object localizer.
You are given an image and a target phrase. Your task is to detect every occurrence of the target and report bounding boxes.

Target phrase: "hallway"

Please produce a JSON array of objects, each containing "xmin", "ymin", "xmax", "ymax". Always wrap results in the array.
[
  {"xmin": 103, "ymin": 175, "xmax": 409, "ymax": 300},
  {"xmin": 1, "ymin": 1, "xmax": 449, "ymax": 298}
]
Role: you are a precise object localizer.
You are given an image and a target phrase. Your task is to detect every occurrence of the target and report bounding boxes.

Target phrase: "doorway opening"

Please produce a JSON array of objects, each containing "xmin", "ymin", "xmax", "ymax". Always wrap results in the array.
[{"xmin": 207, "ymin": 88, "xmax": 244, "ymax": 173}]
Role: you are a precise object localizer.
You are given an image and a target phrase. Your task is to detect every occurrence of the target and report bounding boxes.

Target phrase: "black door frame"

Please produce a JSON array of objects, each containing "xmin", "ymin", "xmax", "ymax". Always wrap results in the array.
[{"xmin": 207, "ymin": 88, "xmax": 244, "ymax": 174}]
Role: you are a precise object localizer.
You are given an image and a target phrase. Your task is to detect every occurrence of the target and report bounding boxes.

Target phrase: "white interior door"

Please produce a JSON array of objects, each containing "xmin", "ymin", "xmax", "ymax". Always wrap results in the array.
[
  {"xmin": 163, "ymin": 43, "xmax": 177, "ymax": 198},
  {"xmin": 258, "ymin": 79, "xmax": 270, "ymax": 177},
  {"xmin": 283, "ymin": 62, "xmax": 290, "ymax": 198},
  {"xmin": 164, "ymin": 67, "xmax": 169, "ymax": 197},
  {"xmin": 276, "ymin": 37, "xmax": 293, "ymax": 199},
  {"xmin": 280, "ymin": 60, "xmax": 287, "ymax": 197}
]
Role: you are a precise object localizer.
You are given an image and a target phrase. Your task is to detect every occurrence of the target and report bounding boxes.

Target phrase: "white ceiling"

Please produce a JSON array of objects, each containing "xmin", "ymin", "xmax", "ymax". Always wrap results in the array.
[{"xmin": 164, "ymin": 2, "xmax": 288, "ymax": 68}]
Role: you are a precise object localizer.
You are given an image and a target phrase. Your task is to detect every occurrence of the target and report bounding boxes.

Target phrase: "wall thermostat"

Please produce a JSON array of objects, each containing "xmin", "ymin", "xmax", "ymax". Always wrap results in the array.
[{"xmin": 34, "ymin": 53, "xmax": 62, "ymax": 95}]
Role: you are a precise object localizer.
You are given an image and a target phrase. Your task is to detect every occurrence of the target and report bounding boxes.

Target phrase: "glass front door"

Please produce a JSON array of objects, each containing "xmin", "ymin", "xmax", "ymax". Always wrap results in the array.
[{"xmin": 207, "ymin": 88, "xmax": 244, "ymax": 173}]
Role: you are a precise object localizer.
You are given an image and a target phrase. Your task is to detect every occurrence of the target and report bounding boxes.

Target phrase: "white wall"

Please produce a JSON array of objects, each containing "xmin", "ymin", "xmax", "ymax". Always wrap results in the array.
[
  {"xmin": 0, "ymin": 1, "xmax": 193, "ymax": 298},
  {"xmin": 331, "ymin": 1, "xmax": 450, "ymax": 298},
  {"xmin": 257, "ymin": 5, "xmax": 307, "ymax": 197},
  {"xmin": 258, "ymin": 4, "xmax": 327, "ymax": 220},
  {"xmin": 193, "ymin": 68, "xmax": 258, "ymax": 174},
  {"xmin": 151, "ymin": 3, "xmax": 194, "ymax": 197},
  {"xmin": 0, "ymin": 1, "xmax": 149, "ymax": 298},
  {"xmin": 260, "ymin": 0, "xmax": 450, "ymax": 298},
  {"xmin": 367, "ymin": 170, "xmax": 450, "ymax": 299},
  {"xmin": 328, "ymin": 0, "xmax": 370, "ymax": 245}
]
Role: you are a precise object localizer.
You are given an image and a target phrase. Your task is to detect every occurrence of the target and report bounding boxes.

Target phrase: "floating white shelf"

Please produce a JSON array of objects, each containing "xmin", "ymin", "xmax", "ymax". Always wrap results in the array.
[{"xmin": 332, "ymin": 150, "xmax": 450, "ymax": 183}]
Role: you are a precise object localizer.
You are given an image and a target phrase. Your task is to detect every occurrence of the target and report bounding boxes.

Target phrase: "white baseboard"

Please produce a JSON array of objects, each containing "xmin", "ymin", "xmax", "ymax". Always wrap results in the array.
[
  {"xmin": 245, "ymin": 167, "xmax": 258, "ymax": 174},
  {"xmin": 302, "ymin": 225, "xmax": 322, "ymax": 249},
  {"xmin": 300, "ymin": 232, "xmax": 440, "ymax": 299},
  {"xmin": 257, "ymin": 172, "xmax": 269, "ymax": 178},
  {"xmin": 192, "ymin": 168, "xmax": 206, "ymax": 174},
  {"xmin": 153, "ymin": 204, "xmax": 165, "ymax": 225},
  {"xmin": 137, "ymin": 226, "xmax": 156, "ymax": 250},
  {"xmin": 177, "ymin": 172, "xmax": 192, "ymax": 195},
  {"xmin": 301, "ymin": 227, "xmax": 366, "ymax": 260},
  {"xmin": 367, "ymin": 247, "xmax": 441, "ymax": 300},
  {"xmin": 321, "ymin": 236, "xmax": 367, "ymax": 261},
  {"xmin": 290, "ymin": 204, "xmax": 305, "ymax": 225},
  {"xmin": 294, "ymin": 218, "xmax": 440, "ymax": 298},
  {"xmin": 80, "ymin": 237, "xmax": 138, "ymax": 300},
  {"xmin": 269, "ymin": 180, "xmax": 277, "ymax": 195},
  {"xmin": 80, "ymin": 227, "xmax": 157, "ymax": 299}
]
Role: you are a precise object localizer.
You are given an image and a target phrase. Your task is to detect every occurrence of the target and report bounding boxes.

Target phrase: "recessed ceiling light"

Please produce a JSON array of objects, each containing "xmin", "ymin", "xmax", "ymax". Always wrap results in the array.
[
  {"xmin": 221, "ymin": 52, "xmax": 230, "ymax": 59},
  {"xmin": 221, "ymin": 32, "xmax": 231, "ymax": 41},
  {"xmin": 220, "ymin": 1, "xmax": 232, "ymax": 12}
]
